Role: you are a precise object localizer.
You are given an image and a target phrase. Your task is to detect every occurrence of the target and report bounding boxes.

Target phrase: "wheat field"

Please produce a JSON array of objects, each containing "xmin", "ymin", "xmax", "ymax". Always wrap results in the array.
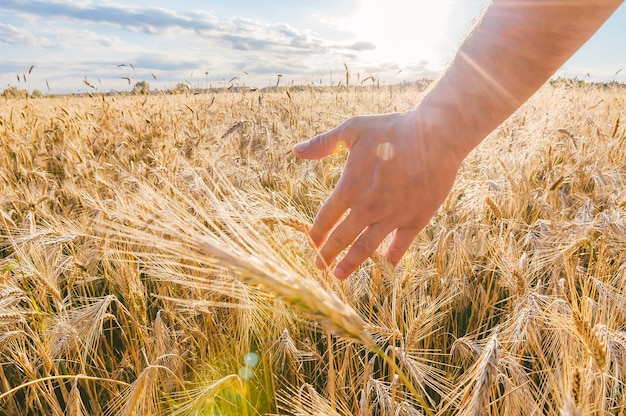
[{"xmin": 1, "ymin": 81, "xmax": 625, "ymax": 415}]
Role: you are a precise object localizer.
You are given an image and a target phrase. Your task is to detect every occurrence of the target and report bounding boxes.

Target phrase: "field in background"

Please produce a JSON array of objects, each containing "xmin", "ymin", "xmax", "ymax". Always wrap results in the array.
[{"xmin": 1, "ymin": 82, "xmax": 626, "ymax": 415}]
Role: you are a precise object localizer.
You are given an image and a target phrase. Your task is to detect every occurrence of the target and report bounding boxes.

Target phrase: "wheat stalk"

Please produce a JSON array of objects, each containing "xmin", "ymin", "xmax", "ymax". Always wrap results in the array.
[
  {"xmin": 572, "ymin": 311, "xmax": 607, "ymax": 372},
  {"xmin": 485, "ymin": 196, "xmax": 503, "ymax": 220},
  {"xmin": 191, "ymin": 236, "xmax": 434, "ymax": 414},
  {"xmin": 191, "ymin": 236, "xmax": 372, "ymax": 344}
]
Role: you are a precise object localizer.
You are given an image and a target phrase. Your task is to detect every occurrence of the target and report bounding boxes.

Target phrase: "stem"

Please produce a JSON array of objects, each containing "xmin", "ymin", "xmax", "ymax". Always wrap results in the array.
[
  {"xmin": 0, "ymin": 374, "xmax": 130, "ymax": 402},
  {"xmin": 372, "ymin": 345, "xmax": 434, "ymax": 416},
  {"xmin": 328, "ymin": 330, "xmax": 337, "ymax": 410}
]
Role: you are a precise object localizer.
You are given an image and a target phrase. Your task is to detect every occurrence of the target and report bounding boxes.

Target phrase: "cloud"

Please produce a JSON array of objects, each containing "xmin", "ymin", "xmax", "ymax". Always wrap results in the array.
[
  {"xmin": 241, "ymin": 59, "xmax": 312, "ymax": 76},
  {"xmin": 0, "ymin": 22, "xmax": 51, "ymax": 46},
  {"xmin": 0, "ymin": 1, "xmax": 334, "ymax": 55},
  {"xmin": 214, "ymin": 18, "xmax": 328, "ymax": 55},
  {"xmin": 0, "ymin": 0, "xmax": 421, "ymax": 92},
  {"xmin": 127, "ymin": 54, "xmax": 208, "ymax": 73},
  {"xmin": 220, "ymin": 35, "xmax": 271, "ymax": 51},
  {"xmin": 0, "ymin": 0, "xmax": 218, "ymax": 35},
  {"xmin": 275, "ymin": 23, "xmax": 325, "ymax": 51},
  {"xmin": 52, "ymin": 29, "xmax": 122, "ymax": 49},
  {"xmin": 346, "ymin": 41, "xmax": 376, "ymax": 51},
  {"xmin": 355, "ymin": 60, "xmax": 440, "ymax": 82}
]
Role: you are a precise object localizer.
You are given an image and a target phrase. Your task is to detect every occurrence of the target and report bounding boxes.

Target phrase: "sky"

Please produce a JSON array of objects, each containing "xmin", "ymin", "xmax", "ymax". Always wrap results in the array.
[{"xmin": 0, "ymin": 0, "xmax": 625, "ymax": 94}]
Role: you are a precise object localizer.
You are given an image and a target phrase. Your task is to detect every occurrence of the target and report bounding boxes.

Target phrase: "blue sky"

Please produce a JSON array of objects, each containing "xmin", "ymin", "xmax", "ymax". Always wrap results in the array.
[{"xmin": 0, "ymin": 0, "xmax": 624, "ymax": 94}]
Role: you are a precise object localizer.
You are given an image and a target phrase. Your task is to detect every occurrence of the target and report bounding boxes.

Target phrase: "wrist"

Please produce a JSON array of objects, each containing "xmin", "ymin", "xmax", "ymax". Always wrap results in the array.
[{"xmin": 411, "ymin": 88, "xmax": 485, "ymax": 166}]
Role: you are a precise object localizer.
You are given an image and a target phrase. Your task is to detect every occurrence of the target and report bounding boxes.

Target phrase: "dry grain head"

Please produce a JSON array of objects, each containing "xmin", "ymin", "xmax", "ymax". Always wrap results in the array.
[{"xmin": 192, "ymin": 236, "xmax": 375, "ymax": 346}]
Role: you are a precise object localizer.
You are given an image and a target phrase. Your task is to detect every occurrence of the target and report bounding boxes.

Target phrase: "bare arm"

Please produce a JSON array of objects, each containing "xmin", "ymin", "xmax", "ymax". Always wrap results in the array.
[
  {"xmin": 294, "ymin": 0, "xmax": 623, "ymax": 279},
  {"xmin": 431, "ymin": 0, "xmax": 623, "ymax": 159}
]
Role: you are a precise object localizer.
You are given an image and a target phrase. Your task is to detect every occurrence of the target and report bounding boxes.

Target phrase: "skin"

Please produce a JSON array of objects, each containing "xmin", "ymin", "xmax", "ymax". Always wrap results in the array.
[{"xmin": 293, "ymin": 0, "xmax": 624, "ymax": 280}]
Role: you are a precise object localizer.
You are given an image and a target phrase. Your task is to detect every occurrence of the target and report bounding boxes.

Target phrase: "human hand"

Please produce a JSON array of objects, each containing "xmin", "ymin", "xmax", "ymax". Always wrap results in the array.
[{"xmin": 293, "ymin": 108, "xmax": 464, "ymax": 279}]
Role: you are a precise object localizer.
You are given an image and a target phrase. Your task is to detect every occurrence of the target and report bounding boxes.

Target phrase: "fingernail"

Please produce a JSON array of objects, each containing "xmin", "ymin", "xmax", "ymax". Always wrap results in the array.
[
  {"xmin": 334, "ymin": 266, "xmax": 347, "ymax": 280},
  {"xmin": 294, "ymin": 141, "xmax": 309, "ymax": 154}
]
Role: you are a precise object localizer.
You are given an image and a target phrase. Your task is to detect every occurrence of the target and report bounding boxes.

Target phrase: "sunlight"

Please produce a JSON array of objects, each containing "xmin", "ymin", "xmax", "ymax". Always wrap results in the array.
[{"xmin": 344, "ymin": 0, "xmax": 453, "ymax": 67}]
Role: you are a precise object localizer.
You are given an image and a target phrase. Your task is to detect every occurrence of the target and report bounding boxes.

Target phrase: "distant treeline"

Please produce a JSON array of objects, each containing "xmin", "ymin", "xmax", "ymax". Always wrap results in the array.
[{"xmin": 2, "ymin": 77, "xmax": 624, "ymax": 99}]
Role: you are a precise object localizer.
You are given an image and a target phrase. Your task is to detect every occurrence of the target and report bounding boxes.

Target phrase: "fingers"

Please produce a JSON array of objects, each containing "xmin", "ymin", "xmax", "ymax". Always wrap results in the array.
[
  {"xmin": 334, "ymin": 223, "xmax": 391, "ymax": 279},
  {"xmin": 309, "ymin": 192, "xmax": 350, "ymax": 256},
  {"xmin": 293, "ymin": 125, "xmax": 349, "ymax": 160},
  {"xmin": 320, "ymin": 224, "xmax": 421, "ymax": 279},
  {"xmin": 314, "ymin": 211, "xmax": 363, "ymax": 270},
  {"xmin": 385, "ymin": 227, "xmax": 421, "ymax": 266}
]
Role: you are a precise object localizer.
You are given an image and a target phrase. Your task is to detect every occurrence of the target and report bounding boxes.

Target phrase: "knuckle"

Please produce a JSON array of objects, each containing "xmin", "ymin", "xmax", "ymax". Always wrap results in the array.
[
  {"xmin": 335, "ymin": 118, "xmax": 361, "ymax": 142},
  {"xmin": 348, "ymin": 240, "xmax": 375, "ymax": 261},
  {"xmin": 339, "ymin": 254, "xmax": 364, "ymax": 275},
  {"xmin": 341, "ymin": 118, "xmax": 357, "ymax": 133},
  {"xmin": 308, "ymin": 230, "xmax": 324, "ymax": 248},
  {"xmin": 308, "ymin": 226, "xmax": 328, "ymax": 248},
  {"xmin": 311, "ymin": 217, "xmax": 333, "ymax": 239},
  {"xmin": 357, "ymin": 200, "xmax": 388, "ymax": 220},
  {"xmin": 326, "ymin": 231, "xmax": 352, "ymax": 251},
  {"xmin": 312, "ymin": 131, "xmax": 329, "ymax": 147}
]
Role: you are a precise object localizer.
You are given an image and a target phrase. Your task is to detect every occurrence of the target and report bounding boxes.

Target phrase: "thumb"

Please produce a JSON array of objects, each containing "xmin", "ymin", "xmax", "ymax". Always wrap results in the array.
[{"xmin": 293, "ymin": 128, "xmax": 347, "ymax": 160}]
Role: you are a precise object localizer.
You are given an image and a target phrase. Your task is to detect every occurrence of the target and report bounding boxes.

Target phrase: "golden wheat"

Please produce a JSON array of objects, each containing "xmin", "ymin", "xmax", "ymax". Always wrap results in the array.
[{"xmin": 1, "ymin": 81, "xmax": 625, "ymax": 415}]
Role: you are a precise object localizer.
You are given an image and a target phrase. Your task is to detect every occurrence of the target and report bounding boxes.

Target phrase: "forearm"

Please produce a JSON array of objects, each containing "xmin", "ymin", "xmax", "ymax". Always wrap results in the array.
[{"xmin": 421, "ymin": 0, "xmax": 623, "ymax": 159}]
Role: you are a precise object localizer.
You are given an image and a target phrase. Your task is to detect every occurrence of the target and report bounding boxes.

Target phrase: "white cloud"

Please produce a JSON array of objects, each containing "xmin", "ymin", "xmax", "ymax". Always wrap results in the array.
[
  {"xmin": 0, "ymin": 23, "xmax": 51, "ymax": 47},
  {"xmin": 50, "ymin": 29, "xmax": 122, "ymax": 49},
  {"xmin": 0, "ymin": 0, "xmax": 455, "ymax": 92},
  {"xmin": 0, "ymin": 0, "xmax": 215, "ymax": 35}
]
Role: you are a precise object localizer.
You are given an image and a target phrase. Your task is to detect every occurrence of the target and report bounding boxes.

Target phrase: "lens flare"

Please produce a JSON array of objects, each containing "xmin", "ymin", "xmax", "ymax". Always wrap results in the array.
[
  {"xmin": 376, "ymin": 142, "xmax": 395, "ymax": 161},
  {"xmin": 244, "ymin": 352, "xmax": 259, "ymax": 367},
  {"xmin": 334, "ymin": 140, "xmax": 347, "ymax": 154}
]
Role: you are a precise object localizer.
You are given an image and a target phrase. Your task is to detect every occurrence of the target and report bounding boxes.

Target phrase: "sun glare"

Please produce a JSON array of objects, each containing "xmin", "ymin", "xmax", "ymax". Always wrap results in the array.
[{"xmin": 344, "ymin": 0, "xmax": 453, "ymax": 69}]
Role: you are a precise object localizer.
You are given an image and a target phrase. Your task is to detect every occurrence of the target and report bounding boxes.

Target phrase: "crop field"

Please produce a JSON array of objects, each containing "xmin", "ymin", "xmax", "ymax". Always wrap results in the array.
[{"xmin": 1, "ymin": 81, "xmax": 626, "ymax": 415}]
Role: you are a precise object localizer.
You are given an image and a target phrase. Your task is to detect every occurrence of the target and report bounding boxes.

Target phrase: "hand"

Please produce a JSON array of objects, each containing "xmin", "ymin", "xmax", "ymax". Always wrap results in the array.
[{"xmin": 293, "ymin": 108, "xmax": 464, "ymax": 279}]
